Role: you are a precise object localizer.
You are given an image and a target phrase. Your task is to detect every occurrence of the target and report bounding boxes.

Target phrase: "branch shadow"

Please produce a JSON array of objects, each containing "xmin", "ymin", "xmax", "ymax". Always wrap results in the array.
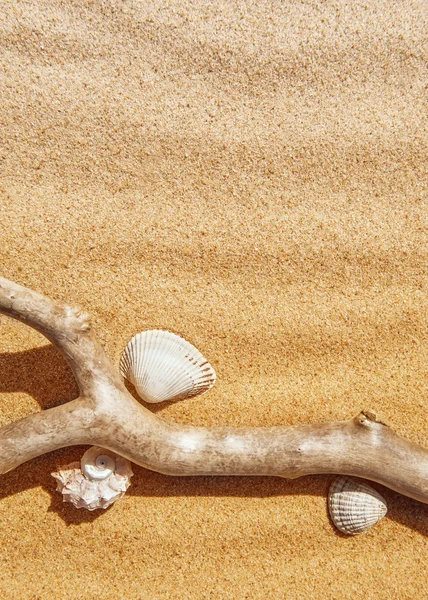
[
  {"xmin": 0, "ymin": 345, "xmax": 79, "ymax": 409},
  {"xmin": 1, "ymin": 448, "xmax": 428, "ymax": 537},
  {"xmin": 0, "ymin": 448, "xmax": 332, "ymax": 527},
  {"xmin": 127, "ymin": 467, "xmax": 428, "ymax": 539},
  {"xmin": 0, "ymin": 346, "xmax": 427, "ymax": 536},
  {"xmin": 381, "ymin": 487, "xmax": 428, "ymax": 537}
]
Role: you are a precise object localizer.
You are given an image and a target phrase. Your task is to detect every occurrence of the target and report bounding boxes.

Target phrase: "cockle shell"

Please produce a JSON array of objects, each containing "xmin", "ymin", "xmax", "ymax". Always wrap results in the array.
[
  {"xmin": 328, "ymin": 476, "xmax": 388, "ymax": 535},
  {"xmin": 120, "ymin": 330, "xmax": 216, "ymax": 404},
  {"xmin": 51, "ymin": 447, "xmax": 133, "ymax": 511}
]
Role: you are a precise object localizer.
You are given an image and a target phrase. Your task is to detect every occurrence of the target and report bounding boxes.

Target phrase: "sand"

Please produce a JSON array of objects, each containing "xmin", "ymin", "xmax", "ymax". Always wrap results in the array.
[{"xmin": 0, "ymin": 0, "xmax": 427, "ymax": 598}]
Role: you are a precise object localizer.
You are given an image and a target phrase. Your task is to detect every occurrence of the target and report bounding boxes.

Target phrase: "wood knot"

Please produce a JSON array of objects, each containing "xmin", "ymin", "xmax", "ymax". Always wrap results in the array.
[
  {"xmin": 64, "ymin": 305, "xmax": 91, "ymax": 332},
  {"xmin": 354, "ymin": 410, "xmax": 389, "ymax": 428},
  {"xmin": 355, "ymin": 410, "xmax": 377, "ymax": 428},
  {"xmin": 361, "ymin": 410, "xmax": 378, "ymax": 422}
]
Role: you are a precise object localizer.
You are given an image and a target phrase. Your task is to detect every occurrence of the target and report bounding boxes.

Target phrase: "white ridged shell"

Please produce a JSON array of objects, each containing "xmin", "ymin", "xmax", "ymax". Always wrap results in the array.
[
  {"xmin": 51, "ymin": 447, "xmax": 133, "ymax": 511},
  {"xmin": 328, "ymin": 476, "xmax": 388, "ymax": 535},
  {"xmin": 119, "ymin": 330, "xmax": 216, "ymax": 404}
]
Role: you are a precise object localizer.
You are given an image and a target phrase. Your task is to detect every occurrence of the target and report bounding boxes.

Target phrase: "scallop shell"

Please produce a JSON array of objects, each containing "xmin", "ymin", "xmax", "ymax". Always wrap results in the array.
[
  {"xmin": 51, "ymin": 447, "xmax": 133, "ymax": 511},
  {"xmin": 328, "ymin": 476, "xmax": 387, "ymax": 535},
  {"xmin": 120, "ymin": 330, "xmax": 216, "ymax": 404}
]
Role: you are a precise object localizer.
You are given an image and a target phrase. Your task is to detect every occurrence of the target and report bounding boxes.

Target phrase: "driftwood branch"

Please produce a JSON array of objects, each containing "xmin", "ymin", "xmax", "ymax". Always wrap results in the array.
[{"xmin": 1, "ymin": 276, "xmax": 428, "ymax": 504}]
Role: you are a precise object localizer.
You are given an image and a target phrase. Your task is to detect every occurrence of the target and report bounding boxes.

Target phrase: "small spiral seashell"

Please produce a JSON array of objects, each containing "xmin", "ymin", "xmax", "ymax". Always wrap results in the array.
[
  {"xmin": 51, "ymin": 447, "xmax": 133, "ymax": 511},
  {"xmin": 81, "ymin": 447, "xmax": 116, "ymax": 481},
  {"xmin": 120, "ymin": 330, "xmax": 216, "ymax": 404},
  {"xmin": 328, "ymin": 476, "xmax": 388, "ymax": 535}
]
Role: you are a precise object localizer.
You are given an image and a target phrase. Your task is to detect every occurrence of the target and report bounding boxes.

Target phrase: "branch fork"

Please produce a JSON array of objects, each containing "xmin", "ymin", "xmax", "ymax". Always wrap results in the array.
[{"xmin": 1, "ymin": 276, "xmax": 428, "ymax": 504}]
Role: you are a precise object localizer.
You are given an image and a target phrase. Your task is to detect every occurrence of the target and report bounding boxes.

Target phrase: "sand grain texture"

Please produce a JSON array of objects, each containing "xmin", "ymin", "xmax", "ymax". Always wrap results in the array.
[{"xmin": 0, "ymin": 1, "xmax": 427, "ymax": 598}]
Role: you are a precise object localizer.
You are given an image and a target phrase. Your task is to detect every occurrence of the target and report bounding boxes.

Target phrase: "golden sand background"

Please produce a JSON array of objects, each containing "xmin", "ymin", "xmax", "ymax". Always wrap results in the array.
[{"xmin": 1, "ymin": 1, "xmax": 427, "ymax": 598}]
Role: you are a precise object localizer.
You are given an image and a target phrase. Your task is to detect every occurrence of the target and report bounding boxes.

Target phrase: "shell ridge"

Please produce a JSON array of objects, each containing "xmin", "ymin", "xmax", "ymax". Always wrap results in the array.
[
  {"xmin": 120, "ymin": 330, "xmax": 216, "ymax": 404},
  {"xmin": 328, "ymin": 476, "xmax": 387, "ymax": 535}
]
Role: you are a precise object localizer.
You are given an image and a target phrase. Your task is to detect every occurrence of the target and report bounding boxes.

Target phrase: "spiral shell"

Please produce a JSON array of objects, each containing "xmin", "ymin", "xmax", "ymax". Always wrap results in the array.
[
  {"xmin": 51, "ymin": 447, "xmax": 133, "ymax": 511},
  {"xmin": 120, "ymin": 330, "xmax": 216, "ymax": 404},
  {"xmin": 328, "ymin": 476, "xmax": 388, "ymax": 535},
  {"xmin": 81, "ymin": 446, "xmax": 116, "ymax": 481}
]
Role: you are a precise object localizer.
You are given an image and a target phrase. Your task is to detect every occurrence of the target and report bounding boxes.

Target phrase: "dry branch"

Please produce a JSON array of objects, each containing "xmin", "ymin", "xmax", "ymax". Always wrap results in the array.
[{"xmin": 1, "ymin": 276, "xmax": 428, "ymax": 504}]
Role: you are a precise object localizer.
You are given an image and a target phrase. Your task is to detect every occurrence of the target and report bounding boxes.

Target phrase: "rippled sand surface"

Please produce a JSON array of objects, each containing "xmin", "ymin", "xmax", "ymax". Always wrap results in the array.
[{"xmin": 1, "ymin": 1, "xmax": 427, "ymax": 598}]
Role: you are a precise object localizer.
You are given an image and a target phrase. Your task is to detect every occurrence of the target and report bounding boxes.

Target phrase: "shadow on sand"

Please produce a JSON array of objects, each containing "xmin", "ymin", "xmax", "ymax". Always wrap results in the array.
[{"xmin": 0, "ymin": 344, "xmax": 427, "ymax": 535}]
